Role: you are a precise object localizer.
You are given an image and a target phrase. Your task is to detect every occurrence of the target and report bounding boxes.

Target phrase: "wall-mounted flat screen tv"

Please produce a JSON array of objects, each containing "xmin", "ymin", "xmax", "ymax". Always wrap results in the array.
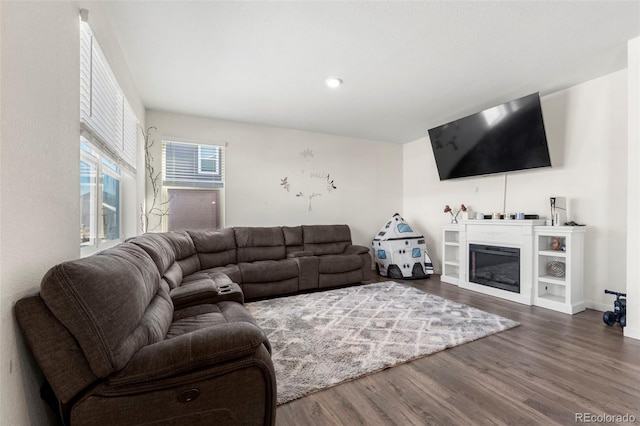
[{"xmin": 428, "ymin": 92, "xmax": 551, "ymax": 181}]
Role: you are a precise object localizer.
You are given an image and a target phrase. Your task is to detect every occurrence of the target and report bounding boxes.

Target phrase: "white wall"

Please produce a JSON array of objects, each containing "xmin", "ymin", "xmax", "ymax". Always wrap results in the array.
[
  {"xmin": 146, "ymin": 110, "xmax": 403, "ymax": 247},
  {"xmin": 0, "ymin": 2, "xmax": 144, "ymax": 424},
  {"xmin": 626, "ymin": 37, "xmax": 640, "ymax": 340},
  {"xmin": 404, "ymin": 69, "xmax": 629, "ymax": 310}
]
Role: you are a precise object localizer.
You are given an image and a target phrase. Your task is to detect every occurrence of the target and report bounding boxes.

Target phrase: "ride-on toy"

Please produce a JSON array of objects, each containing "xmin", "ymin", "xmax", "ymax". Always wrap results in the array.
[{"xmin": 603, "ymin": 290, "xmax": 626, "ymax": 328}]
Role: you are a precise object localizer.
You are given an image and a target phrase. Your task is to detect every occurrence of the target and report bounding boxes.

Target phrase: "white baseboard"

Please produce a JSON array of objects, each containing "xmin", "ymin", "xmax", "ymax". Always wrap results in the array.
[
  {"xmin": 623, "ymin": 327, "xmax": 640, "ymax": 340},
  {"xmin": 586, "ymin": 301, "xmax": 609, "ymax": 312}
]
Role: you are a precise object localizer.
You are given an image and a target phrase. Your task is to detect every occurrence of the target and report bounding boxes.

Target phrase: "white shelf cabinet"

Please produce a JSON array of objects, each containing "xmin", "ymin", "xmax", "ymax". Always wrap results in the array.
[
  {"xmin": 534, "ymin": 226, "xmax": 586, "ymax": 314},
  {"xmin": 440, "ymin": 223, "xmax": 586, "ymax": 315},
  {"xmin": 441, "ymin": 225, "xmax": 461, "ymax": 285}
]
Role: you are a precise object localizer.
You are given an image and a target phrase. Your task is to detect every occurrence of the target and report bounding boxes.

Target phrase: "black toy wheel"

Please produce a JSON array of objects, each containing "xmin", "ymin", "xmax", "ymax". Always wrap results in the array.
[
  {"xmin": 619, "ymin": 315, "xmax": 626, "ymax": 328},
  {"xmin": 387, "ymin": 264, "xmax": 403, "ymax": 279},
  {"xmin": 603, "ymin": 311, "xmax": 617, "ymax": 326},
  {"xmin": 411, "ymin": 263, "xmax": 427, "ymax": 279}
]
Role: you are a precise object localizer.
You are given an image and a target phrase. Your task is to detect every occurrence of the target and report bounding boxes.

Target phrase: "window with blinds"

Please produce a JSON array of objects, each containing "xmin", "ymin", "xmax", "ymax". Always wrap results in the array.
[
  {"xmin": 162, "ymin": 140, "xmax": 225, "ymax": 231},
  {"xmin": 80, "ymin": 18, "xmax": 138, "ymax": 254},
  {"xmin": 80, "ymin": 20, "xmax": 137, "ymax": 174},
  {"xmin": 162, "ymin": 141, "xmax": 225, "ymax": 188}
]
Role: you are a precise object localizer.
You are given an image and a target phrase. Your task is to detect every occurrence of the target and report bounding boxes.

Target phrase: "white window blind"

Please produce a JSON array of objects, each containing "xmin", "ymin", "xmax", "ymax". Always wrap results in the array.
[
  {"xmin": 162, "ymin": 141, "xmax": 225, "ymax": 189},
  {"xmin": 80, "ymin": 21, "xmax": 137, "ymax": 174},
  {"xmin": 122, "ymin": 99, "xmax": 138, "ymax": 168},
  {"xmin": 79, "ymin": 22, "xmax": 92, "ymax": 123}
]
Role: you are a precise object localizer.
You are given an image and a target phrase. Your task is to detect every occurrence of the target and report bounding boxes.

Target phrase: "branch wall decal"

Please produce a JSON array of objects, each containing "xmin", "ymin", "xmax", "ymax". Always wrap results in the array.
[{"xmin": 280, "ymin": 147, "xmax": 339, "ymax": 211}]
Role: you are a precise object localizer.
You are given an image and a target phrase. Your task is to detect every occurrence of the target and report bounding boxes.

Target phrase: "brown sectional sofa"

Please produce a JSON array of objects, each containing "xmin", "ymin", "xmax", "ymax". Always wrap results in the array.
[{"xmin": 15, "ymin": 224, "xmax": 370, "ymax": 425}]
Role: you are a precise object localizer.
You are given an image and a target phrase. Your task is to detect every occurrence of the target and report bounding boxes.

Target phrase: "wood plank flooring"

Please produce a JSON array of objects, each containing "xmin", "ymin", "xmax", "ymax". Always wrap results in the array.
[{"xmin": 275, "ymin": 275, "xmax": 640, "ymax": 426}]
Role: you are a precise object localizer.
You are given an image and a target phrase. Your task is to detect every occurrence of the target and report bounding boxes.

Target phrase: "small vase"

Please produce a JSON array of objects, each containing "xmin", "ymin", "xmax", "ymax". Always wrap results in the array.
[{"xmin": 451, "ymin": 217, "xmax": 458, "ymax": 224}]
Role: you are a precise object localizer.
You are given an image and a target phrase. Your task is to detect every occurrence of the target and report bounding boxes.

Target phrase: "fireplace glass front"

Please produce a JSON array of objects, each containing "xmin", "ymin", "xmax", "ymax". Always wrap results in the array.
[{"xmin": 469, "ymin": 244, "xmax": 520, "ymax": 293}]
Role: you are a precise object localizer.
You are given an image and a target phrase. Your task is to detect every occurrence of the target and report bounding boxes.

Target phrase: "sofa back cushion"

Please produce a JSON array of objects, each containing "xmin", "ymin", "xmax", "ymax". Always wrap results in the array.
[
  {"xmin": 188, "ymin": 228, "xmax": 237, "ymax": 269},
  {"xmin": 40, "ymin": 243, "xmax": 173, "ymax": 378},
  {"xmin": 129, "ymin": 231, "xmax": 200, "ymax": 289},
  {"xmin": 235, "ymin": 227, "xmax": 286, "ymax": 262},
  {"xmin": 128, "ymin": 233, "xmax": 175, "ymax": 274},
  {"xmin": 303, "ymin": 225, "xmax": 352, "ymax": 255},
  {"xmin": 164, "ymin": 231, "xmax": 201, "ymax": 288},
  {"xmin": 283, "ymin": 226, "xmax": 304, "ymax": 255}
]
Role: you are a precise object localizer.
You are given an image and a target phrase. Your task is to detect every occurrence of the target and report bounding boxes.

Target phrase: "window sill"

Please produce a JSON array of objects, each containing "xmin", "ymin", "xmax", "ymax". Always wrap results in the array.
[{"xmin": 81, "ymin": 238, "xmax": 124, "ymax": 258}]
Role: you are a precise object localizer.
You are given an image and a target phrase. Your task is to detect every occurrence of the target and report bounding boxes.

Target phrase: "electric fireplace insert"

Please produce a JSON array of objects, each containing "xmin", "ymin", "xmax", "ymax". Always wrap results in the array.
[{"xmin": 469, "ymin": 244, "xmax": 520, "ymax": 293}]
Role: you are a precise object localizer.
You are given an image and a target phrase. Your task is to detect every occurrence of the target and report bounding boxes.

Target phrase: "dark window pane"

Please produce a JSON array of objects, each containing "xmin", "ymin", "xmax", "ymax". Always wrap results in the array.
[{"xmin": 167, "ymin": 189, "xmax": 221, "ymax": 231}]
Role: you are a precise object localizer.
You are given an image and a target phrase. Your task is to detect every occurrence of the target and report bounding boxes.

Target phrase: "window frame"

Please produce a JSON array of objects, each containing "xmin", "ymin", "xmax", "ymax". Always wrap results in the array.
[
  {"xmin": 80, "ymin": 19, "xmax": 139, "ymax": 256},
  {"xmin": 161, "ymin": 186, "xmax": 225, "ymax": 232},
  {"xmin": 80, "ymin": 138, "xmax": 124, "ymax": 257},
  {"xmin": 197, "ymin": 145, "xmax": 220, "ymax": 175},
  {"xmin": 162, "ymin": 139, "xmax": 226, "ymax": 231},
  {"xmin": 80, "ymin": 146, "xmax": 98, "ymax": 250}
]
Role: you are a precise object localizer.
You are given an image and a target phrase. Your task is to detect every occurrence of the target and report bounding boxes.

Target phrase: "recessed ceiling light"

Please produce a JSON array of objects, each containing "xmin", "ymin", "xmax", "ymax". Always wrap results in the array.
[{"xmin": 325, "ymin": 77, "xmax": 343, "ymax": 88}]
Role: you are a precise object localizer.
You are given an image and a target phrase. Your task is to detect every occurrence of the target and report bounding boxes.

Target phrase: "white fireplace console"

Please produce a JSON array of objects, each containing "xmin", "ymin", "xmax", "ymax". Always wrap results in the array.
[{"xmin": 441, "ymin": 221, "xmax": 586, "ymax": 314}]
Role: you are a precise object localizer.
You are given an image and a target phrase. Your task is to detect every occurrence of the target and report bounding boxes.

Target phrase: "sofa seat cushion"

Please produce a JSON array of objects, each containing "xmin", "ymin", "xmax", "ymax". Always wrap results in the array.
[
  {"xmin": 167, "ymin": 301, "xmax": 258, "ymax": 340},
  {"xmin": 110, "ymin": 308, "xmax": 269, "ymax": 387},
  {"xmin": 239, "ymin": 259, "xmax": 298, "ymax": 284},
  {"xmin": 183, "ymin": 264, "xmax": 242, "ymax": 285},
  {"xmin": 318, "ymin": 254, "xmax": 363, "ymax": 274}
]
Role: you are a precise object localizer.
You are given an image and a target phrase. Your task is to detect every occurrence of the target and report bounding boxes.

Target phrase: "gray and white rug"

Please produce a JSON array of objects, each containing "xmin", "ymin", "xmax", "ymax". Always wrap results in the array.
[{"xmin": 246, "ymin": 281, "xmax": 519, "ymax": 404}]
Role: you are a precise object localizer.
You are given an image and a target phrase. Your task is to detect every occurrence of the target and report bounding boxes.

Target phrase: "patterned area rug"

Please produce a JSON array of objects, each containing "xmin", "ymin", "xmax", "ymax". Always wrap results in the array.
[{"xmin": 245, "ymin": 281, "xmax": 519, "ymax": 405}]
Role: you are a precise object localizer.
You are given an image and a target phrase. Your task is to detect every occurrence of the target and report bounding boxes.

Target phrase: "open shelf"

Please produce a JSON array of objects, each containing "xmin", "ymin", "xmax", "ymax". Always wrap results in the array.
[
  {"xmin": 538, "ymin": 250, "xmax": 567, "ymax": 258},
  {"xmin": 534, "ymin": 227, "xmax": 586, "ymax": 314},
  {"xmin": 537, "ymin": 293, "xmax": 565, "ymax": 304},
  {"xmin": 441, "ymin": 226, "xmax": 461, "ymax": 285},
  {"xmin": 538, "ymin": 275, "xmax": 566, "ymax": 286}
]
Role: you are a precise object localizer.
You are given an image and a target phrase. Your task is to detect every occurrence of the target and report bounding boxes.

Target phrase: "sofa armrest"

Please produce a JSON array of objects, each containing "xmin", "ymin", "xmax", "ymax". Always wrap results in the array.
[
  {"xmin": 291, "ymin": 255, "xmax": 319, "ymax": 291},
  {"xmin": 344, "ymin": 245, "xmax": 369, "ymax": 255},
  {"xmin": 107, "ymin": 321, "xmax": 267, "ymax": 387},
  {"xmin": 170, "ymin": 279, "xmax": 217, "ymax": 308},
  {"xmin": 171, "ymin": 278, "xmax": 243, "ymax": 308},
  {"xmin": 287, "ymin": 250, "xmax": 314, "ymax": 258}
]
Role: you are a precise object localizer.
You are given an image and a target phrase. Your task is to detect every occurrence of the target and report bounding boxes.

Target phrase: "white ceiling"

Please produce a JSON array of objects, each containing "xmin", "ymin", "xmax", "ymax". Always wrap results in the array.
[{"xmin": 101, "ymin": 1, "xmax": 640, "ymax": 143}]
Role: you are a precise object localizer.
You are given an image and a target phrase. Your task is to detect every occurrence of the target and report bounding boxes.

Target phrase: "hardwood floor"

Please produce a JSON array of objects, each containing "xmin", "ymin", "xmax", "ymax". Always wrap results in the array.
[{"xmin": 275, "ymin": 275, "xmax": 640, "ymax": 426}]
